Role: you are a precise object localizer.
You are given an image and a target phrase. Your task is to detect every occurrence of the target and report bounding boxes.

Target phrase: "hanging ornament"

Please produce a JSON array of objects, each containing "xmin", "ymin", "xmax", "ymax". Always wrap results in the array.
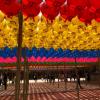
[
  {"xmin": 22, "ymin": 0, "xmax": 42, "ymax": 5},
  {"xmin": 0, "ymin": 0, "xmax": 20, "ymax": 17},
  {"xmin": 60, "ymin": 5, "xmax": 77, "ymax": 21},
  {"xmin": 41, "ymin": 3, "xmax": 59, "ymax": 21},
  {"xmin": 22, "ymin": 1, "xmax": 40, "ymax": 17},
  {"xmin": 67, "ymin": 0, "xmax": 88, "ymax": 10},
  {"xmin": 79, "ymin": 7, "xmax": 95, "ymax": 23},
  {"xmin": 88, "ymin": 0, "xmax": 100, "ymax": 13},
  {"xmin": 95, "ymin": 9, "xmax": 100, "ymax": 22},
  {"xmin": 45, "ymin": 0, "xmax": 66, "ymax": 7},
  {"xmin": 45, "ymin": 0, "xmax": 55, "ymax": 7}
]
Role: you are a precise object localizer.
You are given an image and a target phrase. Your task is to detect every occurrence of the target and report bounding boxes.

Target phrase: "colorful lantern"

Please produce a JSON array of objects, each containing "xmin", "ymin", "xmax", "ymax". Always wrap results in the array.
[
  {"xmin": 45, "ymin": 0, "xmax": 66, "ymax": 7},
  {"xmin": 41, "ymin": 3, "xmax": 59, "ymax": 21},
  {"xmin": 67, "ymin": 0, "xmax": 88, "ymax": 9},
  {"xmin": 60, "ymin": 5, "xmax": 77, "ymax": 20},
  {"xmin": 23, "ymin": 0, "xmax": 42, "ymax": 5},
  {"xmin": 0, "ymin": 0, "xmax": 20, "ymax": 17},
  {"xmin": 89, "ymin": 0, "xmax": 100, "ymax": 13},
  {"xmin": 22, "ymin": 2, "xmax": 40, "ymax": 17},
  {"xmin": 79, "ymin": 7, "xmax": 95, "ymax": 23},
  {"xmin": 95, "ymin": 9, "xmax": 100, "ymax": 22}
]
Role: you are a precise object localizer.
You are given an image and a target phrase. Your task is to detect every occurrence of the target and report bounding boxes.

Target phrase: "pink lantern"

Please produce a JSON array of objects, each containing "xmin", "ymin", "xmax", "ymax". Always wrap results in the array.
[
  {"xmin": 36, "ymin": 56, "xmax": 41, "ymax": 62},
  {"xmin": 41, "ymin": 57, "xmax": 46, "ymax": 62}
]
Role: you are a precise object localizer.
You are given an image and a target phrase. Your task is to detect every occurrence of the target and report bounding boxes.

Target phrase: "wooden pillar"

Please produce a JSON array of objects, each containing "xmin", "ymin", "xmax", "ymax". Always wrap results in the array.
[
  {"xmin": 23, "ymin": 48, "xmax": 29, "ymax": 100},
  {"xmin": 15, "ymin": 0, "xmax": 23, "ymax": 100},
  {"xmin": 97, "ymin": 49, "xmax": 100, "ymax": 71},
  {"xmin": 74, "ymin": 57, "xmax": 80, "ymax": 100},
  {"xmin": 64, "ymin": 65, "xmax": 67, "ymax": 91},
  {"xmin": 57, "ymin": 66, "xmax": 60, "ymax": 88}
]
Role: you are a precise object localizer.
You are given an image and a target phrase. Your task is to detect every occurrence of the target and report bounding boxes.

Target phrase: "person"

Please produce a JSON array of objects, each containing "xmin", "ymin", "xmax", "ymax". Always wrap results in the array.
[
  {"xmin": 86, "ymin": 72, "xmax": 91, "ymax": 82},
  {"xmin": 3, "ymin": 73, "xmax": 7, "ymax": 90},
  {"xmin": 20, "ymin": 74, "xmax": 23, "ymax": 83},
  {"xmin": 0, "ymin": 74, "xmax": 3, "ymax": 86},
  {"xmin": 76, "ymin": 69, "xmax": 83, "ymax": 89},
  {"xmin": 77, "ymin": 75, "xmax": 83, "ymax": 89},
  {"xmin": 33, "ymin": 73, "xmax": 38, "ymax": 83}
]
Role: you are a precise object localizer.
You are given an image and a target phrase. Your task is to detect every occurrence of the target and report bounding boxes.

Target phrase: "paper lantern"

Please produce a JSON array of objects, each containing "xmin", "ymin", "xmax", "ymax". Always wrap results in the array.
[
  {"xmin": 23, "ymin": 0, "xmax": 42, "ymax": 5},
  {"xmin": 79, "ymin": 7, "xmax": 95, "ymax": 23},
  {"xmin": 45, "ymin": 0, "xmax": 66, "ymax": 7},
  {"xmin": 31, "ymin": 56, "xmax": 35, "ymax": 62},
  {"xmin": 23, "ymin": 2, "xmax": 40, "ymax": 17},
  {"xmin": 41, "ymin": 3, "xmax": 59, "ymax": 21},
  {"xmin": 67, "ymin": 0, "xmax": 88, "ymax": 9},
  {"xmin": 0, "ymin": 0, "xmax": 20, "ymax": 17},
  {"xmin": 36, "ymin": 56, "xmax": 41, "ymax": 62},
  {"xmin": 41, "ymin": 57, "xmax": 46, "ymax": 62},
  {"xmin": 0, "ymin": 57, "xmax": 4, "ymax": 63},
  {"xmin": 95, "ymin": 9, "xmax": 100, "ymax": 22},
  {"xmin": 89, "ymin": 0, "xmax": 100, "ymax": 13},
  {"xmin": 60, "ymin": 5, "xmax": 77, "ymax": 20}
]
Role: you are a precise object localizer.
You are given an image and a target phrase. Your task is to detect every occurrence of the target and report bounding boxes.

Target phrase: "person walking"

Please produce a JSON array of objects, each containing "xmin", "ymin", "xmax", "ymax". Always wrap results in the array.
[
  {"xmin": 0, "ymin": 74, "xmax": 2, "ymax": 86},
  {"xmin": 3, "ymin": 73, "xmax": 7, "ymax": 90}
]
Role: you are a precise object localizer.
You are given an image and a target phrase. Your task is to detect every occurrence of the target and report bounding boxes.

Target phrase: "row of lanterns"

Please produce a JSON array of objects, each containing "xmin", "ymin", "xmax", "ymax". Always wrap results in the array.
[
  {"xmin": 0, "ymin": 57, "xmax": 98, "ymax": 63},
  {"xmin": 0, "ymin": 15, "xmax": 99, "ymax": 50},
  {"xmin": 0, "ymin": 0, "xmax": 99, "ymax": 64},
  {"xmin": 0, "ymin": 0, "xmax": 99, "ymax": 23},
  {"xmin": 0, "ymin": 47, "xmax": 100, "ymax": 58}
]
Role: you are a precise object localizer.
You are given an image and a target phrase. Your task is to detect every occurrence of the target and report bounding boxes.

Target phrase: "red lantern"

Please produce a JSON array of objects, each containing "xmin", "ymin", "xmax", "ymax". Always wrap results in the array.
[
  {"xmin": 41, "ymin": 3, "xmax": 59, "ymax": 21},
  {"xmin": 95, "ymin": 9, "xmax": 100, "ymax": 22},
  {"xmin": 79, "ymin": 7, "xmax": 95, "ymax": 24},
  {"xmin": 22, "ymin": 0, "xmax": 29, "ymax": 5},
  {"xmin": 89, "ymin": 0, "xmax": 100, "ymax": 9},
  {"xmin": 0, "ymin": 0, "xmax": 20, "ymax": 17},
  {"xmin": 60, "ymin": 5, "xmax": 77, "ymax": 21},
  {"xmin": 22, "ymin": 0, "xmax": 42, "ymax": 5},
  {"xmin": 45, "ymin": 0, "xmax": 55, "ymax": 7},
  {"xmin": 45, "ymin": 0, "xmax": 66, "ymax": 7},
  {"xmin": 67, "ymin": 0, "xmax": 88, "ymax": 10},
  {"xmin": 88, "ymin": 0, "xmax": 100, "ymax": 13},
  {"xmin": 22, "ymin": 2, "xmax": 40, "ymax": 17}
]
